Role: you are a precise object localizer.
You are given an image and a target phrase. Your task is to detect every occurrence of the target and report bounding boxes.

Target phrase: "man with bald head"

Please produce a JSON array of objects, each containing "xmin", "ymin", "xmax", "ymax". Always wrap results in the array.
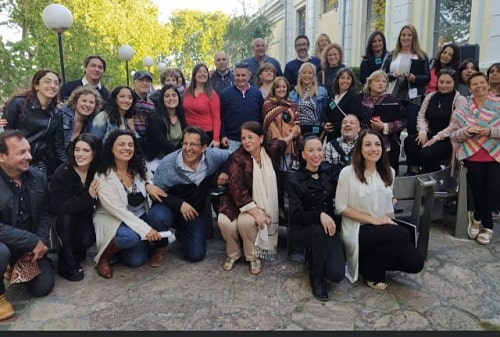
[
  {"xmin": 210, "ymin": 51, "xmax": 234, "ymax": 95},
  {"xmin": 241, "ymin": 38, "xmax": 283, "ymax": 86},
  {"xmin": 323, "ymin": 114, "xmax": 361, "ymax": 166}
]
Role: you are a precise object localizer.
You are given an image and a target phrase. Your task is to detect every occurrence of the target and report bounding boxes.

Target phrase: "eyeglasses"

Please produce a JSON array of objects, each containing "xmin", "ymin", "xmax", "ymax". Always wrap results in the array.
[
  {"xmin": 235, "ymin": 62, "xmax": 249, "ymax": 69},
  {"xmin": 182, "ymin": 142, "xmax": 202, "ymax": 148},
  {"xmin": 215, "ymin": 58, "xmax": 227, "ymax": 62}
]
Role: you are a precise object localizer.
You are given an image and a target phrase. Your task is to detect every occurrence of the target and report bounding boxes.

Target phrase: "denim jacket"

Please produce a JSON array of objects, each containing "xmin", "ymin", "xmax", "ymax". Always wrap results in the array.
[{"xmin": 61, "ymin": 105, "xmax": 94, "ymax": 149}]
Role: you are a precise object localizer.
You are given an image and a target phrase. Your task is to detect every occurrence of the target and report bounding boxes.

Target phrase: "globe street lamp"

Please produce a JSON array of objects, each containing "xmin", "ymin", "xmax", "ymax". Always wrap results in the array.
[
  {"xmin": 42, "ymin": 4, "xmax": 73, "ymax": 83},
  {"xmin": 118, "ymin": 45, "xmax": 135, "ymax": 86},
  {"xmin": 143, "ymin": 56, "xmax": 154, "ymax": 72}
]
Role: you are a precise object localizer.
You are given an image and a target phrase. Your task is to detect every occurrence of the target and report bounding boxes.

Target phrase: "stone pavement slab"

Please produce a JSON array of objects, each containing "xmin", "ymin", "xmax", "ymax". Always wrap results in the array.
[{"xmin": 2, "ymin": 222, "xmax": 500, "ymax": 331}]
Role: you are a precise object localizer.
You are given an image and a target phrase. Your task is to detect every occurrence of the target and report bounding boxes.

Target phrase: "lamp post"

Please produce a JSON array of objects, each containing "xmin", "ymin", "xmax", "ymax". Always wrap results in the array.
[
  {"xmin": 42, "ymin": 4, "xmax": 73, "ymax": 83},
  {"xmin": 143, "ymin": 56, "xmax": 154, "ymax": 72},
  {"xmin": 118, "ymin": 45, "xmax": 135, "ymax": 86}
]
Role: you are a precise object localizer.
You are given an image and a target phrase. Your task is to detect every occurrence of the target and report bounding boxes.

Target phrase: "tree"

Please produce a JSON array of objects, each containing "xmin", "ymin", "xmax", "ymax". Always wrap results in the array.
[
  {"xmin": 223, "ymin": 8, "xmax": 274, "ymax": 65},
  {"xmin": 164, "ymin": 10, "xmax": 230, "ymax": 76},
  {"xmin": 0, "ymin": 0, "xmax": 171, "ymax": 100}
]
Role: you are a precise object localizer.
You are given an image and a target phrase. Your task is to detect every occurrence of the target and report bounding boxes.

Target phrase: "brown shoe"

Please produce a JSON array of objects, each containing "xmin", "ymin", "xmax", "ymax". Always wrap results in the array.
[
  {"xmin": 0, "ymin": 294, "xmax": 14, "ymax": 321},
  {"xmin": 96, "ymin": 241, "xmax": 121, "ymax": 279},
  {"xmin": 149, "ymin": 246, "xmax": 168, "ymax": 268}
]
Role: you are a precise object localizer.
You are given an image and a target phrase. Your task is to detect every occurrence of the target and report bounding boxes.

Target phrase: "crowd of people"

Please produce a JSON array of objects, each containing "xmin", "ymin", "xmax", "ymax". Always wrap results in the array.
[{"xmin": 0, "ymin": 26, "xmax": 499, "ymax": 318}]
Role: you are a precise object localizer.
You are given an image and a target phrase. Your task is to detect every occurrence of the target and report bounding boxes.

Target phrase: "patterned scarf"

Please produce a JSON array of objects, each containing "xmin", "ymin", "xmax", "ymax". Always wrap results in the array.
[{"xmin": 453, "ymin": 95, "xmax": 500, "ymax": 162}]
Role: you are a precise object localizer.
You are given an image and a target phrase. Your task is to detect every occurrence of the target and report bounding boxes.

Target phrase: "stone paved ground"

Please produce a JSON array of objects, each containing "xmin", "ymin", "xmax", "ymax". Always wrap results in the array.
[{"xmin": 2, "ymin": 218, "xmax": 500, "ymax": 331}]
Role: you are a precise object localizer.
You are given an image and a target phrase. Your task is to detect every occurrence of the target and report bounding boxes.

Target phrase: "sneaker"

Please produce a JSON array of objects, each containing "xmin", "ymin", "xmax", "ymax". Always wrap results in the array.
[{"xmin": 467, "ymin": 211, "xmax": 481, "ymax": 240}]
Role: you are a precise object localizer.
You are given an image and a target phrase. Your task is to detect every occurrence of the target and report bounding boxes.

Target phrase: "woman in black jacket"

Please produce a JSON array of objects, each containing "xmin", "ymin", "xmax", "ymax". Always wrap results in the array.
[
  {"xmin": 49, "ymin": 134, "xmax": 101, "ymax": 281},
  {"xmin": 323, "ymin": 67, "xmax": 363, "ymax": 141},
  {"xmin": 2, "ymin": 69, "xmax": 68, "ymax": 176},
  {"xmin": 144, "ymin": 85, "xmax": 187, "ymax": 172},
  {"xmin": 359, "ymin": 31, "xmax": 389, "ymax": 85},
  {"xmin": 288, "ymin": 136, "xmax": 345, "ymax": 301}
]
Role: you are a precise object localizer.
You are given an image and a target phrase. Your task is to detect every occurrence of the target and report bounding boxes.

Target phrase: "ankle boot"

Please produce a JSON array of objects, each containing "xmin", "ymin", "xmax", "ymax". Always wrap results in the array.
[
  {"xmin": 0, "ymin": 294, "xmax": 14, "ymax": 321},
  {"xmin": 96, "ymin": 241, "xmax": 121, "ymax": 279},
  {"xmin": 149, "ymin": 246, "xmax": 168, "ymax": 268}
]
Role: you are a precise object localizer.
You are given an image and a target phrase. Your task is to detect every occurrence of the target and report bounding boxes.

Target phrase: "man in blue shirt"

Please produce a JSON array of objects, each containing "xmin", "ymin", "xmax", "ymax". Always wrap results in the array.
[
  {"xmin": 284, "ymin": 35, "xmax": 322, "ymax": 88},
  {"xmin": 219, "ymin": 62, "xmax": 264, "ymax": 152}
]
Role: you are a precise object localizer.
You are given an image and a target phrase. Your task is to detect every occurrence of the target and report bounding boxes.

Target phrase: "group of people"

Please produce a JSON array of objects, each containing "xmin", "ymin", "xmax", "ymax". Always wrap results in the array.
[{"xmin": 0, "ymin": 26, "xmax": 499, "ymax": 320}]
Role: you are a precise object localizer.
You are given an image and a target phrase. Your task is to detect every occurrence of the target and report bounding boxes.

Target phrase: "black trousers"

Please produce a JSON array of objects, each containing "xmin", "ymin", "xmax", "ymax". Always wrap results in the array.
[
  {"xmin": 359, "ymin": 224, "xmax": 424, "ymax": 283},
  {"xmin": 464, "ymin": 160, "xmax": 500, "ymax": 229},
  {"xmin": 56, "ymin": 213, "xmax": 96, "ymax": 271},
  {"xmin": 305, "ymin": 226, "xmax": 345, "ymax": 283},
  {"xmin": 404, "ymin": 134, "xmax": 452, "ymax": 173}
]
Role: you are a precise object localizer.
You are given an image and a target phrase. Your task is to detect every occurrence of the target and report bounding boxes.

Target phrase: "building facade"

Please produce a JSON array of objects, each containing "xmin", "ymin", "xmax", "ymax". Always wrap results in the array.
[{"xmin": 258, "ymin": 0, "xmax": 498, "ymax": 70}]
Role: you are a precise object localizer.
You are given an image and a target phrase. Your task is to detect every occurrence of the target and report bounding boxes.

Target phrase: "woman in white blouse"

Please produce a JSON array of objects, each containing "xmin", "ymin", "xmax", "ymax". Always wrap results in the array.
[{"xmin": 335, "ymin": 129, "xmax": 424, "ymax": 290}]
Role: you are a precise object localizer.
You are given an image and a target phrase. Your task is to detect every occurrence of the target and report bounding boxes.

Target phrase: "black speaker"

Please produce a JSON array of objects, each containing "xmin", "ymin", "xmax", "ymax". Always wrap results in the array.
[{"xmin": 459, "ymin": 44, "xmax": 480, "ymax": 63}]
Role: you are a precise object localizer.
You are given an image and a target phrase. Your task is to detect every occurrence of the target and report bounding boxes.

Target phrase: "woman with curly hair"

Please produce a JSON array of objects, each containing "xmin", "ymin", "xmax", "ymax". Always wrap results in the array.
[
  {"xmin": 90, "ymin": 86, "xmax": 137, "ymax": 143},
  {"xmin": 425, "ymin": 43, "xmax": 460, "ymax": 95},
  {"xmin": 93, "ymin": 129, "xmax": 167, "ymax": 278},
  {"xmin": 61, "ymin": 86, "xmax": 103, "ymax": 149}
]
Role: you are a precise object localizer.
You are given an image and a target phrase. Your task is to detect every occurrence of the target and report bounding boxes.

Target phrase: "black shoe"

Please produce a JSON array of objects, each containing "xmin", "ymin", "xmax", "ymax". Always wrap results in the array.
[
  {"xmin": 310, "ymin": 277, "xmax": 329, "ymax": 302},
  {"xmin": 58, "ymin": 265, "xmax": 84, "ymax": 282}
]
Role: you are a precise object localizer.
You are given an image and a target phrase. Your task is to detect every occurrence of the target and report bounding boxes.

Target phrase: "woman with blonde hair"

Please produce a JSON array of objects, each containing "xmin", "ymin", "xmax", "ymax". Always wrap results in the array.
[
  {"xmin": 289, "ymin": 62, "xmax": 329, "ymax": 137},
  {"xmin": 314, "ymin": 33, "xmax": 332, "ymax": 58},
  {"xmin": 62, "ymin": 86, "xmax": 103, "ymax": 149},
  {"xmin": 382, "ymin": 24, "xmax": 430, "ymax": 136}
]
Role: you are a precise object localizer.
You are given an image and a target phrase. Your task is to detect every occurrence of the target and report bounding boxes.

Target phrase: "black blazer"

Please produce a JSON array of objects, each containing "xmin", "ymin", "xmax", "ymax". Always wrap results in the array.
[
  {"xmin": 325, "ymin": 89, "xmax": 363, "ymax": 140},
  {"xmin": 288, "ymin": 162, "xmax": 343, "ymax": 228},
  {"xmin": 382, "ymin": 53, "xmax": 430, "ymax": 98}
]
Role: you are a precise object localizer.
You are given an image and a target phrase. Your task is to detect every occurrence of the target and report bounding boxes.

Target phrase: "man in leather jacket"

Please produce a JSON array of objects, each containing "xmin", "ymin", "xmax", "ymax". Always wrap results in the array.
[{"xmin": 0, "ymin": 130, "xmax": 54, "ymax": 320}]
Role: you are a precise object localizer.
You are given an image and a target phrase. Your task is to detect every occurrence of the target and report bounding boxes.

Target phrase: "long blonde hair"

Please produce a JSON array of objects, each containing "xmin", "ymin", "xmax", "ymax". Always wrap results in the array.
[
  {"xmin": 392, "ymin": 24, "xmax": 427, "ymax": 60},
  {"xmin": 314, "ymin": 33, "xmax": 332, "ymax": 58},
  {"xmin": 294, "ymin": 62, "xmax": 319, "ymax": 98}
]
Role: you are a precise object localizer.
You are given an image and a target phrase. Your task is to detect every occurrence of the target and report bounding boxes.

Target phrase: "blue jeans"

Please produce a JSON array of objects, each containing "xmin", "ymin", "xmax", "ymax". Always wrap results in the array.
[
  {"xmin": 114, "ymin": 224, "xmax": 148, "ymax": 267},
  {"xmin": 148, "ymin": 203, "xmax": 207, "ymax": 262}
]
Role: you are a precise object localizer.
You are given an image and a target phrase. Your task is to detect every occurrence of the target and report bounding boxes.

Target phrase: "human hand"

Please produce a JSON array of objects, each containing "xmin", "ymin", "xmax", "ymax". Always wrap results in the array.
[
  {"xmin": 372, "ymin": 215, "xmax": 396, "ymax": 225},
  {"xmin": 217, "ymin": 173, "xmax": 229, "ymax": 186},
  {"xmin": 476, "ymin": 127, "xmax": 491, "ymax": 137},
  {"xmin": 209, "ymin": 140, "xmax": 220, "ymax": 148},
  {"xmin": 88, "ymin": 178, "xmax": 100, "ymax": 199},
  {"xmin": 320, "ymin": 212, "xmax": 336, "ymax": 236},
  {"xmin": 291, "ymin": 124, "xmax": 301, "ymax": 138},
  {"xmin": 180, "ymin": 202, "xmax": 199, "ymax": 221},
  {"xmin": 0, "ymin": 118, "xmax": 7, "ymax": 128},
  {"xmin": 146, "ymin": 183, "xmax": 167, "ymax": 203},
  {"xmin": 422, "ymin": 137, "xmax": 438, "ymax": 148},
  {"xmin": 370, "ymin": 118, "xmax": 384, "ymax": 131},
  {"xmin": 323, "ymin": 122, "xmax": 334, "ymax": 133},
  {"xmin": 407, "ymin": 73, "xmax": 416, "ymax": 82},
  {"xmin": 127, "ymin": 119, "xmax": 135, "ymax": 131},
  {"xmin": 253, "ymin": 209, "xmax": 270, "ymax": 230},
  {"xmin": 416, "ymin": 133, "xmax": 428, "ymax": 146},
  {"xmin": 145, "ymin": 228, "xmax": 162, "ymax": 242},
  {"xmin": 32, "ymin": 240, "xmax": 49, "ymax": 261},
  {"xmin": 221, "ymin": 137, "xmax": 230, "ymax": 148}
]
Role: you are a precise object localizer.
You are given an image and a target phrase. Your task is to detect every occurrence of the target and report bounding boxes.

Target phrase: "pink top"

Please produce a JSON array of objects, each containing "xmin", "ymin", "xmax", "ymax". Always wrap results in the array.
[
  {"xmin": 425, "ymin": 68, "xmax": 438, "ymax": 94},
  {"xmin": 182, "ymin": 91, "xmax": 221, "ymax": 141}
]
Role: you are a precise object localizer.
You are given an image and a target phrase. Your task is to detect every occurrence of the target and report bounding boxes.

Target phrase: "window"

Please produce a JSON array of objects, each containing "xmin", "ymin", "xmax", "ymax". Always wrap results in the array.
[
  {"xmin": 365, "ymin": 0, "xmax": 386, "ymax": 45},
  {"xmin": 433, "ymin": 0, "xmax": 471, "ymax": 55},
  {"xmin": 297, "ymin": 7, "xmax": 306, "ymax": 36},
  {"xmin": 323, "ymin": 0, "xmax": 338, "ymax": 13}
]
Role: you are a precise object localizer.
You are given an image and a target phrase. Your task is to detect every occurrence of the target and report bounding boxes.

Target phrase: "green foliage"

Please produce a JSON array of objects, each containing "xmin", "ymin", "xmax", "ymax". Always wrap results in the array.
[
  {"xmin": 223, "ymin": 10, "xmax": 274, "ymax": 65},
  {"xmin": 164, "ymin": 10, "xmax": 230, "ymax": 77},
  {"xmin": 368, "ymin": 0, "xmax": 386, "ymax": 35}
]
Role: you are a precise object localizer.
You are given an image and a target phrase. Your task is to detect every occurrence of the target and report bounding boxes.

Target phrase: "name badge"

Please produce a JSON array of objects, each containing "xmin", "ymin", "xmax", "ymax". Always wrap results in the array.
[
  {"xmin": 344, "ymin": 155, "xmax": 350, "ymax": 163},
  {"xmin": 312, "ymin": 126, "xmax": 320, "ymax": 134},
  {"xmin": 329, "ymin": 101, "xmax": 337, "ymax": 110},
  {"xmin": 375, "ymin": 57, "xmax": 382, "ymax": 65},
  {"xmin": 408, "ymin": 88, "xmax": 418, "ymax": 99}
]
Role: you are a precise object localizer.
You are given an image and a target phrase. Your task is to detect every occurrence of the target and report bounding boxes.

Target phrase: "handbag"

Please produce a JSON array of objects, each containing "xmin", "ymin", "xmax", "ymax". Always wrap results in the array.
[
  {"xmin": 48, "ymin": 216, "xmax": 63, "ymax": 253},
  {"xmin": 10, "ymin": 253, "xmax": 41, "ymax": 284}
]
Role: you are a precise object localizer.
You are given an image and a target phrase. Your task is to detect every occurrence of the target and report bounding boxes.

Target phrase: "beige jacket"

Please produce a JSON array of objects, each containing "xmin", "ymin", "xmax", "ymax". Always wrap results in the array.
[{"xmin": 93, "ymin": 169, "xmax": 153, "ymax": 264}]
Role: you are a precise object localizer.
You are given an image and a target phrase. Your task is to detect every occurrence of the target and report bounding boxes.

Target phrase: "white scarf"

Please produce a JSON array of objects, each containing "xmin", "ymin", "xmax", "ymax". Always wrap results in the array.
[{"xmin": 252, "ymin": 147, "xmax": 279, "ymax": 260}]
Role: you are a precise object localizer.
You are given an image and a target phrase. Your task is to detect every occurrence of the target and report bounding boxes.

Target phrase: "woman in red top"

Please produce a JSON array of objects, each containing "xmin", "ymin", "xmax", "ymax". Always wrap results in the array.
[{"xmin": 182, "ymin": 63, "xmax": 221, "ymax": 147}]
